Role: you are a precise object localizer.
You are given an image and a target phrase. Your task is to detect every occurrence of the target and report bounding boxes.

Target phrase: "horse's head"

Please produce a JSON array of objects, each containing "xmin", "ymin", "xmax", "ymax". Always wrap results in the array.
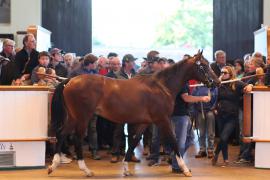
[{"xmin": 191, "ymin": 50, "xmax": 221, "ymax": 88}]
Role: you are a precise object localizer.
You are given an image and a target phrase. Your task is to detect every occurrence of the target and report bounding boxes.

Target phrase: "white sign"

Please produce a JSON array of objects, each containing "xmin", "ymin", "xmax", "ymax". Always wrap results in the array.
[{"xmin": 0, "ymin": 142, "xmax": 14, "ymax": 151}]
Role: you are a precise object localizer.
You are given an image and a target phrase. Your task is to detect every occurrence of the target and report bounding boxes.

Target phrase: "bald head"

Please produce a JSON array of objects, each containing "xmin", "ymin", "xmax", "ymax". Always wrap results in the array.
[{"xmin": 110, "ymin": 57, "xmax": 121, "ymax": 72}]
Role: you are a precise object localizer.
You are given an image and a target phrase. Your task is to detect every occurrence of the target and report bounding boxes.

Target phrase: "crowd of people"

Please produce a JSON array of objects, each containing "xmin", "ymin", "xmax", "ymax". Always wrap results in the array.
[{"xmin": 1, "ymin": 33, "xmax": 270, "ymax": 173}]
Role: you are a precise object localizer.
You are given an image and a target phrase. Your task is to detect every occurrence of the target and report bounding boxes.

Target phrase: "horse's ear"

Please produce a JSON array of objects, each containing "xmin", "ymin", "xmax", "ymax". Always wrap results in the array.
[{"xmin": 195, "ymin": 49, "xmax": 203, "ymax": 62}]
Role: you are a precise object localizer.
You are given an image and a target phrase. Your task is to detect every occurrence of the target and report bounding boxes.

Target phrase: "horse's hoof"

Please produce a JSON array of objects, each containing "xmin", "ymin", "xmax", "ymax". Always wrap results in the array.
[
  {"xmin": 183, "ymin": 171, "xmax": 192, "ymax": 177},
  {"xmin": 123, "ymin": 171, "xmax": 133, "ymax": 176},
  {"xmin": 47, "ymin": 166, "xmax": 53, "ymax": 175},
  {"xmin": 86, "ymin": 171, "xmax": 94, "ymax": 177}
]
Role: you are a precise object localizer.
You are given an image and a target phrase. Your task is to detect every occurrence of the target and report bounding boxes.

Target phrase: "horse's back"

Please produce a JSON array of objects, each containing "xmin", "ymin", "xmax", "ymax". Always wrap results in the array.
[{"xmin": 63, "ymin": 74, "xmax": 174, "ymax": 124}]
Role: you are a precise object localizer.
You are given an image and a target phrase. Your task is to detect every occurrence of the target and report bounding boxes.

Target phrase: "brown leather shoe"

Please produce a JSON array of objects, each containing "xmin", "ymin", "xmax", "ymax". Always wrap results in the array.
[
  {"xmin": 195, "ymin": 151, "xmax": 207, "ymax": 158},
  {"xmin": 212, "ymin": 154, "xmax": 218, "ymax": 166},
  {"xmin": 130, "ymin": 155, "xmax": 141, "ymax": 163},
  {"xmin": 207, "ymin": 150, "xmax": 214, "ymax": 159},
  {"xmin": 110, "ymin": 156, "xmax": 119, "ymax": 163}
]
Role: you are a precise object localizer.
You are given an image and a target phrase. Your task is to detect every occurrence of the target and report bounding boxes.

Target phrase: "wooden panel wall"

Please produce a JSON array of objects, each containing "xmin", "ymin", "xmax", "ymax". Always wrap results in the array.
[
  {"xmin": 42, "ymin": 0, "xmax": 92, "ymax": 56},
  {"xmin": 214, "ymin": 0, "xmax": 263, "ymax": 62}
]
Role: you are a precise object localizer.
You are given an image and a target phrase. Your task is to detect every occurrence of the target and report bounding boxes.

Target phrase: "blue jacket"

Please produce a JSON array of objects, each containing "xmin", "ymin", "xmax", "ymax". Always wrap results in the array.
[
  {"xmin": 69, "ymin": 65, "xmax": 97, "ymax": 78},
  {"xmin": 192, "ymin": 86, "xmax": 218, "ymax": 112}
]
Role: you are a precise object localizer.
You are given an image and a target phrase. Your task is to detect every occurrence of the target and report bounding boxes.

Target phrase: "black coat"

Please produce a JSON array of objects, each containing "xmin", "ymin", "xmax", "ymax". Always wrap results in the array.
[
  {"xmin": 14, "ymin": 48, "xmax": 39, "ymax": 77},
  {"xmin": 0, "ymin": 51, "xmax": 18, "ymax": 85},
  {"xmin": 217, "ymin": 81, "xmax": 246, "ymax": 117},
  {"xmin": 105, "ymin": 71, "xmax": 118, "ymax": 79},
  {"xmin": 210, "ymin": 62, "xmax": 222, "ymax": 77}
]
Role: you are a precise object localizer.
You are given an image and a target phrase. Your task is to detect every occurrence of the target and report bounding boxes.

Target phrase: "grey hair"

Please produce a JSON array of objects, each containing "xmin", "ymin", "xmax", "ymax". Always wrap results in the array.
[{"xmin": 214, "ymin": 50, "xmax": 226, "ymax": 59}]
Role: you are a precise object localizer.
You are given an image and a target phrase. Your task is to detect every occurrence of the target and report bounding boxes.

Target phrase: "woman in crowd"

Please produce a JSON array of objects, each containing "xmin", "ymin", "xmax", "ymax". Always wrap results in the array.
[
  {"xmin": 234, "ymin": 59, "xmax": 245, "ymax": 79},
  {"xmin": 212, "ymin": 66, "xmax": 253, "ymax": 167}
]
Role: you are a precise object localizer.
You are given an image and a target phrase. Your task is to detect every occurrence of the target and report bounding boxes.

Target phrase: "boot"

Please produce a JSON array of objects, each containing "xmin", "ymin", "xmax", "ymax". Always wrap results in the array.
[
  {"xmin": 207, "ymin": 150, "xmax": 214, "ymax": 159},
  {"xmin": 110, "ymin": 155, "xmax": 120, "ymax": 163},
  {"xmin": 212, "ymin": 154, "xmax": 218, "ymax": 166},
  {"xmin": 91, "ymin": 150, "xmax": 101, "ymax": 160},
  {"xmin": 195, "ymin": 150, "xmax": 207, "ymax": 158}
]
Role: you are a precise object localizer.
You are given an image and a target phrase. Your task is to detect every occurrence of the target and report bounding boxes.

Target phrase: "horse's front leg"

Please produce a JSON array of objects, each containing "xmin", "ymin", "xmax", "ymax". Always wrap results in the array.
[
  {"xmin": 123, "ymin": 124, "xmax": 148, "ymax": 176},
  {"xmin": 74, "ymin": 132, "xmax": 94, "ymax": 177}
]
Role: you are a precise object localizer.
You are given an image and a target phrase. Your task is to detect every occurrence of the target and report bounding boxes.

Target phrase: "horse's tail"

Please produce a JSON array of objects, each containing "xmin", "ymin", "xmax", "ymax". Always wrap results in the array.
[{"xmin": 49, "ymin": 79, "xmax": 71, "ymax": 136}]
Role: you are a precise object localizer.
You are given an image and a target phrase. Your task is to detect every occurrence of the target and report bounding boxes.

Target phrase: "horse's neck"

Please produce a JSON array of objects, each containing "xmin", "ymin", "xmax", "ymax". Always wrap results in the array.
[{"xmin": 155, "ymin": 61, "xmax": 193, "ymax": 98}]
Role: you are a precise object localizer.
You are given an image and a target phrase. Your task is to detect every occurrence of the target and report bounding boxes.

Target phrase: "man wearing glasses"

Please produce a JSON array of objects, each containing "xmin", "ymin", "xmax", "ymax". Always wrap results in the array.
[
  {"xmin": 14, "ymin": 33, "xmax": 39, "ymax": 85},
  {"xmin": 0, "ymin": 38, "xmax": 15, "ymax": 61},
  {"xmin": 0, "ymin": 38, "xmax": 18, "ymax": 85}
]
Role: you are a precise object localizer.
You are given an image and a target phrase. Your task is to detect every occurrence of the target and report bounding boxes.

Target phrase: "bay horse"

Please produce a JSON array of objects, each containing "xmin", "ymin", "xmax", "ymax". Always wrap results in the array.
[{"xmin": 48, "ymin": 51, "xmax": 220, "ymax": 177}]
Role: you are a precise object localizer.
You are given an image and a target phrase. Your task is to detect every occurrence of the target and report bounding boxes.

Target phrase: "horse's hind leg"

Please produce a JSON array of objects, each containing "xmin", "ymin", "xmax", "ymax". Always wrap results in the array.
[
  {"xmin": 158, "ymin": 120, "xmax": 192, "ymax": 177},
  {"xmin": 123, "ymin": 124, "xmax": 148, "ymax": 176},
  {"xmin": 73, "ymin": 116, "xmax": 94, "ymax": 177},
  {"xmin": 48, "ymin": 121, "xmax": 73, "ymax": 174},
  {"xmin": 73, "ymin": 132, "xmax": 94, "ymax": 177}
]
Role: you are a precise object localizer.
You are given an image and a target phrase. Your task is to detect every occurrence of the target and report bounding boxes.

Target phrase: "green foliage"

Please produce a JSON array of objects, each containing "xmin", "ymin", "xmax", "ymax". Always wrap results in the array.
[
  {"xmin": 154, "ymin": 0, "xmax": 213, "ymax": 49},
  {"xmin": 92, "ymin": 36, "xmax": 103, "ymax": 46}
]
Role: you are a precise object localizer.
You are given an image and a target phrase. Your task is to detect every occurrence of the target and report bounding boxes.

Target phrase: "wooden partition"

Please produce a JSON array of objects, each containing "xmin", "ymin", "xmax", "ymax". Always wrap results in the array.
[
  {"xmin": 0, "ymin": 86, "xmax": 49, "ymax": 169},
  {"xmin": 243, "ymin": 87, "xmax": 270, "ymax": 169},
  {"xmin": 243, "ymin": 93, "xmax": 252, "ymax": 137}
]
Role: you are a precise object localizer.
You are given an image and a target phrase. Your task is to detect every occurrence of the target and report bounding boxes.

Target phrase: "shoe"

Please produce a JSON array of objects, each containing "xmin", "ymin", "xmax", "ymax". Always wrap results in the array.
[
  {"xmin": 60, "ymin": 153, "xmax": 72, "ymax": 164},
  {"xmin": 126, "ymin": 155, "xmax": 140, "ymax": 163},
  {"xmin": 146, "ymin": 155, "xmax": 153, "ymax": 160},
  {"xmin": 172, "ymin": 168, "xmax": 191, "ymax": 174},
  {"xmin": 120, "ymin": 150, "xmax": 126, "ymax": 156},
  {"xmin": 110, "ymin": 155, "xmax": 120, "ymax": 163},
  {"xmin": 172, "ymin": 168, "xmax": 183, "ymax": 174},
  {"xmin": 167, "ymin": 156, "xmax": 172, "ymax": 165},
  {"xmin": 195, "ymin": 150, "xmax": 207, "ymax": 158},
  {"xmin": 161, "ymin": 154, "xmax": 169, "ymax": 161},
  {"xmin": 100, "ymin": 144, "xmax": 110, "ymax": 150},
  {"xmin": 211, "ymin": 154, "xmax": 218, "ymax": 166},
  {"xmin": 130, "ymin": 155, "xmax": 141, "ymax": 163},
  {"xmin": 148, "ymin": 160, "xmax": 159, "ymax": 166},
  {"xmin": 91, "ymin": 150, "xmax": 101, "ymax": 160},
  {"xmin": 143, "ymin": 147, "xmax": 149, "ymax": 156},
  {"xmin": 221, "ymin": 160, "xmax": 229, "ymax": 167},
  {"xmin": 207, "ymin": 150, "xmax": 214, "ymax": 159},
  {"xmin": 234, "ymin": 158, "xmax": 251, "ymax": 164}
]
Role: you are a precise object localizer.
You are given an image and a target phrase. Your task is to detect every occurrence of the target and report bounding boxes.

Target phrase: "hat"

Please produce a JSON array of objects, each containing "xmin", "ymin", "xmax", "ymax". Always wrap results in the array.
[
  {"xmin": 122, "ymin": 54, "xmax": 137, "ymax": 63},
  {"xmin": 107, "ymin": 52, "xmax": 118, "ymax": 59},
  {"xmin": 50, "ymin": 48, "xmax": 63, "ymax": 56},
  {"xmin": 83, "ymin": 53, "xmax": 98, "ymax": 65},
  {"xmin": 146, "ymin": 50, "xmax": 160, "ymax": 62}
]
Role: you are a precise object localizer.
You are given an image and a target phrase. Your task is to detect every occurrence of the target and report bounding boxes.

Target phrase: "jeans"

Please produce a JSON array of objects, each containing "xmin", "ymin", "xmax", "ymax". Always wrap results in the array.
[
  {"xmin": 149, "ymin": 124, "xmax": 171, "ymax": 161},
  {"xmin": 88, "ymin": 115, "xmax": 98, "ymax": 151},
  {"xmin": 171, "ymin": 115, "xmax": 194, "ymax": 170},
  {"xmin": 197, "ymin": 110, "xmax": 215, "ymax": 151},
  {"xmin": 111, "ymin": 123, "xmax": 136, "ymax": 156},
  {"xmin": 215, "ymin": 114, "xmax": 237, "ymax": 161}
]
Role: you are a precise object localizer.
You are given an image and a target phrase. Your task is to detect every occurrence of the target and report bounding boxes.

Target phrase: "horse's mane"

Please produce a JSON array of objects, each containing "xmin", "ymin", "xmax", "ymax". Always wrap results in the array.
[{"xmin": 154, "ymin": 58, "xmax": 191, "ymax": 81}]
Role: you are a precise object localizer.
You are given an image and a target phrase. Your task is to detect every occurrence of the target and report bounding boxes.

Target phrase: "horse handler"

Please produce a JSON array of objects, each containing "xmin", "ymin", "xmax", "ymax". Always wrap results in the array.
[{"xmin": 171, "ymin": 82, "xmax": 211, "ymax": 173}]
